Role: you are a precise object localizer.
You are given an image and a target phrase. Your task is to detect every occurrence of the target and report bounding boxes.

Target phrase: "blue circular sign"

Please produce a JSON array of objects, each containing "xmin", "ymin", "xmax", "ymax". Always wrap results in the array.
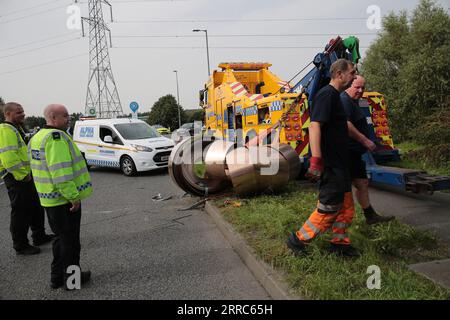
[{"xmin": 130, "ymin": 101, "xmax": 139, "ymax": 113}]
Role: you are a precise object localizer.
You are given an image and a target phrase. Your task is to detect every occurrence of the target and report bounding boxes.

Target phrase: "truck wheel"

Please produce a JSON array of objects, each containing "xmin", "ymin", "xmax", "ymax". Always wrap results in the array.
[{"xmin": 120, "ymin": 155, "xmax": 137, "ymax": 176}]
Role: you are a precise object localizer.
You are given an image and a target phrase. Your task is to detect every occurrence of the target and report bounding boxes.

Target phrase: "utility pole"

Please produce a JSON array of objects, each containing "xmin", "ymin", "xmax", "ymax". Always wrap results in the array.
[
  {"xmin": 193, "ymin": 29, "xmax": 211, "ymax": 76},
  {"xmin": 81, "ymin": 0, "xmax": 123, "ymax": 118},
  {"xmin": 173, "ymin": 70, "xmax": 181, "ymax": 128}
]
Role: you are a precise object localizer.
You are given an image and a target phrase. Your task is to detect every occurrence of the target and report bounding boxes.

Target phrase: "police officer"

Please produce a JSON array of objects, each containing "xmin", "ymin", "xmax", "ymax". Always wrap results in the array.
[
  {"xmin": 287, "ymin": 59, "xmax": 361, "ymax": 258},
  {"xmin": 29, "ymin": 104, "xmax": 92, "ymax": 289},
  {"xmin": 0, "ymin": 102, "xmax": 54, "ymax": 255},
  {"xmin": 341, "ymin": 75, "xmax": 395, "ymax": 225}
]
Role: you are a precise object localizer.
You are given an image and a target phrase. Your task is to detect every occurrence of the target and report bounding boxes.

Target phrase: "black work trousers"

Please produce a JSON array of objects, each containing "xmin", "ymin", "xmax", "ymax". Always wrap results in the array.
[
  {"xmin": 45, "ymin": 203, "xmax": 81, "ymax": 283},
  {"xmin": 4, "ymin": 173, "xmax": 46, "ymax": 250}
]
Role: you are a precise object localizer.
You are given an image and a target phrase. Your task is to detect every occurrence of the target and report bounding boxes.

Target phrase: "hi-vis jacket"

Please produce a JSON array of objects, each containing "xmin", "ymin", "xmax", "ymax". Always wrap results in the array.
[
  {"xmin": 0, "ymin": 122, "xmax": 30, "ymax": 181},
  {"xmin": 29, "ymin": 127, "xmax": 92, "ymax": 207}
]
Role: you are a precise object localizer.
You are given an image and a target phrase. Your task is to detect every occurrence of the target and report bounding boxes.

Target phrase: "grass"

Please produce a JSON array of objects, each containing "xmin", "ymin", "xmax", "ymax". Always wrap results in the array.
[
  {"xmin": 391, "ymin": 142, "xmax": 450, "ymax": 176},
  {"xmin": 213, "ymin": 182, "xmax": 450, "ymax": 300}
]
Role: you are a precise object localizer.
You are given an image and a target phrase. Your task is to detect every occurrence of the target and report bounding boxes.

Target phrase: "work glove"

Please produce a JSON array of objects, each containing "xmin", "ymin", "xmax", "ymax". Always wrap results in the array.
[{"xmin": 305, "ymin": 156, "xmax": 324, "ymax": 183}]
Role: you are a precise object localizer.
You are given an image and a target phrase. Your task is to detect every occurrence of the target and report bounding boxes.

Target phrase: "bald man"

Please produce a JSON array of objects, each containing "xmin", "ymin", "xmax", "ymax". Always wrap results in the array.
[
  {"xmin": 29, "ymin": 104, "xmax": 92, "ymax": 289},
  {"xmin": 0, "ymin": 102, "xmax": 54, "ymax": 255},
  {"xmin": 340, "ymin": 76, "xmax": 394, "ymax": 225}
]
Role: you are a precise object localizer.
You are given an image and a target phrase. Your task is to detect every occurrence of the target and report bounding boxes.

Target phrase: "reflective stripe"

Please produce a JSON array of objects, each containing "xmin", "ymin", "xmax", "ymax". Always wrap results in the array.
[
  {"xmin": 37, "ymin": 181, "xmax": 92, "ymax": 200},
  {"xmin": 38, "ymin": 191, "xmax": 62, "ymax": 199},
  {"xmin": 318, "ymin": 202, "xmax": 342, "ymax": 212},
  {"xmin": 31, "ymin": 163, "xmax": 48, "ymax": 171},
  {"xmin": 33, "ymin": 166, "xmax": 88, "ymax": 184},
  {"xmin": 332, "ymin": 233, "xmax": 349, "ymax": 240},
  {"xmin": 306, "ymin": 219, "xmax": 320, "ymax": 235},
  {"xmin": 48, "ymin": 161, "xmax": 73, "ymax": 171},
  {"xmin": 77, "ymin": 181, "xmax": 92, "ymax": 191},
  {"xmin": 73, "ymin": 165, "xmax": 88, "ymax": 178},
  {"xmin": 0, "ymin": 123, "xmax": 24, "ymax": 147},
  {"xmin": 332, "ymin": 222, "xmax": 349, "ymax": 229},
  {"xmin": 5, "ymin": 161, "xmax": 29, "ymax": 171},
  {"xmin": 299, "ymin": 227, "xmax": 312, "ymax": 241},
  {"xmin": 0, "ymin": 145, "xmax": 19, "ymax": 153}
]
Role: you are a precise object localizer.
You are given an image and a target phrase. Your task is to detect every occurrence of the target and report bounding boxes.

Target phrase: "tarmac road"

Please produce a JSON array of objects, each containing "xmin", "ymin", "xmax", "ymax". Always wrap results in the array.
[
  {"xmin": 367, "ymin": 185, "xmax": 450, "ymax": 244},
  {"xmin": 0, "ymin": 167, "xmax": 270, "ymax": 300},
  {"xmin": 1, "ymin": 167, "xmax": 449, "ymax": 300}
]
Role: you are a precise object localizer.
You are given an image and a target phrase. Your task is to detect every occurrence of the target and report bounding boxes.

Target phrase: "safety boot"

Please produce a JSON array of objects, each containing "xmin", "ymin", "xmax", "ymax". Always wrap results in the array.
[
  {"xmin": 286, "ymin": 232, "xmax": 308, "ymax": 256},
  {"xmin": 33, "ymin": 234, "xmax": 56, "ymax": 246},
  {"xmin": 364, "ymin": 212, "xmax": 395, "ymax": 225},
  {"xmin": 328, "ymin": 243, "xmax": 361, "ymax": 258},
  {"xmin": 16, "ymin": 244, "xmax": 41, "ymax": 255},
  {"xmin": 50, "ymin": 271, "xmax": 91, "ymax": 290}
]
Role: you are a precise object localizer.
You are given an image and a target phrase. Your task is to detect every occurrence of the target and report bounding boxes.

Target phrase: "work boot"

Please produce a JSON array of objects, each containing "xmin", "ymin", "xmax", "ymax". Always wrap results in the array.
[
  {"xmin": 16, "ymin": 244, "xmax": 41, "ymax": 255},
  {"xmin": 364, "ymin": 212, "xmax": 395, "ymax": 225},
  {"xmin": 50, "ymin": 271, "xmax": 91, "ymax": 290},
  {"xmin": 328, "ymin": 243, "xmax": 361, "ymax": 258},
  {"xmin": 33, "ymin": 234, "xmax": 56, "ymax": 246},
  {"xmin": 286, "ymin": 232, "xmax": 308, "ymax": 256}
]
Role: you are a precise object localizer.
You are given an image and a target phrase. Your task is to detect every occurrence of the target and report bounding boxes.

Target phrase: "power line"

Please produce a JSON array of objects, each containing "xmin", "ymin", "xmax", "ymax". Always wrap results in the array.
[
  {"xmin": 0, "ymin": 32, "xmax": 79, "ymax": 53},
  {"xmin": 113, "ymin": 45, "xmax": 370, "ymax": 49},
  {"xmin": 113, "ymin": 32, "xmax": 378, "ymax": 39},
  {"xmin": 0, "ymin": 0, "xmax": 63, "ymax": 18},
  {"xmin": 115, "ymin": 17, "xmax": 370, "ymax": 24},
  {"xmin": 0, "ymin": 53, "xmax": 87, "ymax": 76},
  {"xmin": 0, "ymin": 37, "xmax": 82, "ymax": 60},
  {"xmin": 0, "ymin": 2, "xmax": 71, "ymax": 24}
]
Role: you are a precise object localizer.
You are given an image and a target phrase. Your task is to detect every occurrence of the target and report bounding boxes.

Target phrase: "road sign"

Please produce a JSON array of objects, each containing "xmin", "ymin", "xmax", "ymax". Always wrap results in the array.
[{"xmin": 130, "ymin": 101, "xmax": 139, "ymax": 113}]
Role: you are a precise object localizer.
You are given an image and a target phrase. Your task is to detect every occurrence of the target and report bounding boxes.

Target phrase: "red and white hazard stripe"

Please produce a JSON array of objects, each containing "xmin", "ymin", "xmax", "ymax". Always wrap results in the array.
[
  {"xmin": 245, "ymin": 93, "xmax": 264, "ymax": 101},
  {"xmin": 278, "ymin": 81, "xmax": 291, "ymax": 91},
  {"xmin": 229, "ymin": 82, "xmax": 247, "ymax": 97}
]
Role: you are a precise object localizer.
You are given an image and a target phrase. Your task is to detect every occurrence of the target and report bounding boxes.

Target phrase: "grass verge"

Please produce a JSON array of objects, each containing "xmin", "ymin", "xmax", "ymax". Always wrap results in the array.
[
  {"xmin": 391, "ymin": 142, "xmax": 450, "ymax": 176},
  {"xmin": 213, "ymin": 182, "xmax": 450, "ymax": 300}
]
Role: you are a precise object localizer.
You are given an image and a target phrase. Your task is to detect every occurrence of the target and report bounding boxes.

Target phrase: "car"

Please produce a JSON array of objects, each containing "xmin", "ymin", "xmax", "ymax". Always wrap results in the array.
[
  {"xmin": 73, "ymin": 118, "xmax": 174, "ymax": 176},
  {"xmin": 152, "ymin": 124, "xmax": 171, "ymax": 135},
  {"xmin": 175, "ymin": 123, "xmax": 194, "ymax": 136}
]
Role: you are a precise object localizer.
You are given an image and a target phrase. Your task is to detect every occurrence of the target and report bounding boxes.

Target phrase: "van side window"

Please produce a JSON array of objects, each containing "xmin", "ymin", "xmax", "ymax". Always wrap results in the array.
[{"xmin": 100, "ymin": 126, "xmax": 123, "ymax": 145}]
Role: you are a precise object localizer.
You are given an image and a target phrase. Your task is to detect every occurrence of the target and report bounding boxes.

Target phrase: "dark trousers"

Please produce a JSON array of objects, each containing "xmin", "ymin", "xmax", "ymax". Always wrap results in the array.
[
  {"xmin": 4, "ymin": 173, "xmax": 46, "ymax": 250},
  {"xmin": 45, "ymin": 203, "xmax": 81, "ymax": 283}
]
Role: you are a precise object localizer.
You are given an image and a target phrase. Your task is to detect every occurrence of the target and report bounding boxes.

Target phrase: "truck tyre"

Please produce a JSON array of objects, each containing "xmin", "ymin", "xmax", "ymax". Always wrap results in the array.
[{"xmin": 120, "ymin": 155, "xmax": 137, "ymax": 176}]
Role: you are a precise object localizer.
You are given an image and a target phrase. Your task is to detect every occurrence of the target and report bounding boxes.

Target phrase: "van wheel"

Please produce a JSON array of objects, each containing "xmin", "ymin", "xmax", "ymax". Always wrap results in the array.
[{"xmin": 120, "ymin": 156, "xmax": 137, "ymax": 176}]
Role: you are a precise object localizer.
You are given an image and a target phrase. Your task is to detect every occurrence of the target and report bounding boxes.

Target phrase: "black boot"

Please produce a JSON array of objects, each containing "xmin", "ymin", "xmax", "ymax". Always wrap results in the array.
[
  {"xmin": 50, "ymin": 271, "xmax": 91, "ymax": 290},
  {"xmin": 328, "ymin": 243, "xmax": 361, "ymax": 258},
  {"xmin": 33, "ymin": 234, "xmax": 56, "ymax": 246},
  {"xmin": 363, "ymin": 206, "xmax": 395, "ymax": 225},
  {"xmin": 286, "ymin": 232, "xmax": 308, "ymax": 256},
  {"xmin": 16, "ymin": 244, "xmax": 41, "ymax": 255}
]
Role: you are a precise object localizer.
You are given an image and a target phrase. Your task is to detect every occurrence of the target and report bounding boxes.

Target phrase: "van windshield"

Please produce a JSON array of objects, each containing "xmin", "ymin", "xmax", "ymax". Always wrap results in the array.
[{"xmin": 114, "ymin": 122, "xmax": 160, "ymax": 140}]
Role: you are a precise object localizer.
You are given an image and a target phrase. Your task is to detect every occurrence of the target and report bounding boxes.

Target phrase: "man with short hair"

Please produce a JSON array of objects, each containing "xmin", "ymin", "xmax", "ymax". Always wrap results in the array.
[
  {"xmin": 287, "ymin": 59, "xmax": 361, "ymax": 258},
  {"xmin": 0, "ymin": 102, "xmax": 54, "ymax": 255},
  {"xmin": 340, "ymin": 75, "xmax": 394, "ymax": 225},
  {"xmin": 29, "ymin": 104, "xmax": 92, "ymax": 289}
]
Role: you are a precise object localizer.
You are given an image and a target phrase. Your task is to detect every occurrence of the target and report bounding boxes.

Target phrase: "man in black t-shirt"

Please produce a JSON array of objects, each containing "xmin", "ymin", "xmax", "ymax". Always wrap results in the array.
[
  {"xmin": 341, "ymin": 76, "xmax": 394, "ymax": 225},
  {"xmin": 286, "ymin": 59, "xmax": 360, "ymax": 258}
]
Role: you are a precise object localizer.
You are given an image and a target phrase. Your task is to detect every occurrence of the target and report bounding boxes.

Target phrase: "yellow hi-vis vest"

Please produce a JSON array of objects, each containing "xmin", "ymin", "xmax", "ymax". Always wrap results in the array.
[
  {"xmin": 29, "ymin": 128, "xmax": 92, "ymax": 207},
  {"xmin": 0, "ymin": 123, "xmax": 30, "ymax": 180}
]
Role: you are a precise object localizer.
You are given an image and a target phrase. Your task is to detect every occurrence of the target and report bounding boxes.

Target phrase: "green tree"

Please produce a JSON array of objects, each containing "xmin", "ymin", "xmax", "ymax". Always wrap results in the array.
[
  {"xmin": 362, "ymin": 0, "xmax": 450, "ymax": 143},
  {"xmin": 24, "ymin": 116, "xmax": 45, "ymax": 129},
  {"xmin": 147, "ymin": 94, "xmax": 186, "ymax": 130},
  {"xmin": 185, "ymin": 109, "xmax": 204, "ymax": 123}
]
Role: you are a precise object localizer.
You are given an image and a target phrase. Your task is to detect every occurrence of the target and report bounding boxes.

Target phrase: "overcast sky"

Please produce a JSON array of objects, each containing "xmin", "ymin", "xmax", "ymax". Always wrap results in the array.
[{"xmin": 0, "ymin": 0, "xmax": 447, "ymax": 117}]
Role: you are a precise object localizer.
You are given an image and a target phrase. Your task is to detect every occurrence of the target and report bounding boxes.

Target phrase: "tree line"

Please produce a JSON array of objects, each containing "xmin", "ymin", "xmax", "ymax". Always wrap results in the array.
[{"xmin": 0, "ymin": 95, "xmax": 203, "ymax": 132}]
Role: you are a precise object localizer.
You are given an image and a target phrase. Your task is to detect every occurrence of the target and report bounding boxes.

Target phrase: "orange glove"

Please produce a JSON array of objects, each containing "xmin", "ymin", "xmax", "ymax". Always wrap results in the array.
[{"xmin": 305, "ymin": 156, "xmax": 324, "ymax": 182}]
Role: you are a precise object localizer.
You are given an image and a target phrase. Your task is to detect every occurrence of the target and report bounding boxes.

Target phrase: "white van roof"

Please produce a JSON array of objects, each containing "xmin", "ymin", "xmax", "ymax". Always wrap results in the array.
[{"xmin": 75, "ymin": 118, "xmax": 146, "ymax": 126}]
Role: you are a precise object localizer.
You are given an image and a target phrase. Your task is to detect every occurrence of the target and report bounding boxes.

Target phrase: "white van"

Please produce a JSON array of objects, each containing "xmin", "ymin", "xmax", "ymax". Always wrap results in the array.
[{"xmin": 73, "ymin": 118, "xmax": 174, "ymax": 176}]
